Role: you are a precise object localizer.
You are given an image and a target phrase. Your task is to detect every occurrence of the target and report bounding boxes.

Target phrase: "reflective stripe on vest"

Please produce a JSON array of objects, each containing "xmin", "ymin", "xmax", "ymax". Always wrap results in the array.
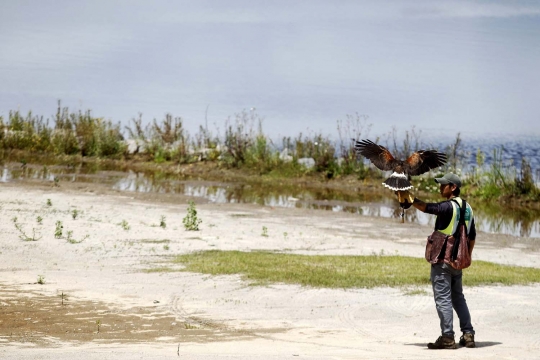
[{"xmin": 439, "ymin": 197, "xmax": 473, "ymax": 236}]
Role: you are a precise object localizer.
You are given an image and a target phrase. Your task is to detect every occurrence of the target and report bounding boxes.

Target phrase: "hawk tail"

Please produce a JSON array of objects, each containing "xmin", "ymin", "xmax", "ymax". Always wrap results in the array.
[{"xmin": 383, "ymin": 173, "xmax": 413, "ymax": 191}]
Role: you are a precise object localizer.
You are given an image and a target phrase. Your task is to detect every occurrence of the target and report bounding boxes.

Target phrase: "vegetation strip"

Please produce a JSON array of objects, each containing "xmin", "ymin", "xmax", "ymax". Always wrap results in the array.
[
  {"xmin": 171, "ymin": 250, "xmax": 540, "ymax": 289},
  {"xmin": 1, "ymin": 104, "xmax": 538, "ymax": 204}
]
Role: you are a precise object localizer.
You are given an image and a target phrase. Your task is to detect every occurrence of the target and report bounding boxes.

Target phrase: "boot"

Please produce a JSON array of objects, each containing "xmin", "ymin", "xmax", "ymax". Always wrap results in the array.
[
  {"xmin": 459, "ymin": 333, "xmax": 475, "ymax": 348},
  {"xmin": 427, "ymin": 335, "xmax": 456, "ymax": 349}
]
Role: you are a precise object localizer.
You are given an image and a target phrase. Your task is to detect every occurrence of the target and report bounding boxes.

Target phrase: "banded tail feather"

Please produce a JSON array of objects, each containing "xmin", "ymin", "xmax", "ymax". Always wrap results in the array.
[{"xmin": 383, "ymin": 172, "xmax": 413, "ymax": 191}]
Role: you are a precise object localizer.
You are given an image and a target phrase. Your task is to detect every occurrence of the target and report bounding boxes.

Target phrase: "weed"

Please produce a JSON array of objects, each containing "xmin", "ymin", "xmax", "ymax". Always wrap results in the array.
[
  {"xmin": 55, "ymin": 221, "xmax": 63, "ymax": 238},
  {"xmin": 96, "ymin": 319, "xmax": 101, "ymax": 333},
  {"xmin": 261, "ymin": 226, "xmax": 269, "ymax": 237},
  {"xmin": 160, "ymin": 215, "xmax": 166, "ymax": 228},
  {"xmin": 13, "ymin": 218, "xmax": 41, "ymax": 241},
  {"xmin": 183, "ymin": 201, "xmax": 202, "ymax": 231},
  {"xmin": 120, "ymin": 220, "xmax": 130, "ymax": 231},
  {"xmin": 1, "ymin": 104, "xmax": 537, "ymax": 204},
  {"xmin": 337, "ymin": 113, "xmax": 371, "ymax": 178},
  {"xmin": 60, "ymin": 291, "xmax": 68, "ymax": 305},
  {"xmin": 66, "ymin": 230, "xmax": 88, "ymax": 244},
  {"xmin": 140, "ymin": 239, "xmax": 170, "ymax": 244},
  {"xmin": 71, "ymin": 209, "xmax": 79, "ymax": 220},
  {"xmin": 164, "ymin": 244, "xmax": 170, "ymax": 251},
  {"xmin": 37, "ymin": 216, "xmax": 43, "ymax": 224},
  {"xmin": 37, "ymin": 275, "xmax": 45, "ymax": 285}
]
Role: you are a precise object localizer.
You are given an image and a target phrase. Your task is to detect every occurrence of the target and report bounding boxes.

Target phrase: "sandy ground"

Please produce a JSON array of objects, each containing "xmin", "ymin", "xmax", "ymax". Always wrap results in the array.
[{"xmin": 1, "ymin": 180, "xmax": 540, "ymax": 360}]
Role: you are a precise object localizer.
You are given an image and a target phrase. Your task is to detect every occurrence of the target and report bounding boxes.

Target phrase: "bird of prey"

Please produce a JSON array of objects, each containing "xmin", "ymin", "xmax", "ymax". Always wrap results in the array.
[{"xmin": 354, "ymin": 139, "xmax": 447, "ymax": 191}]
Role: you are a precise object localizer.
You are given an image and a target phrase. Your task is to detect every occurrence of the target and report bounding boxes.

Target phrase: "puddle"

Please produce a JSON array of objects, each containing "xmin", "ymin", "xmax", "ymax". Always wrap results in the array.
[
  {"xmin": 0, "ymin": 284, "xmax": 262, "ymax": 346},
  {"xmin": 2, "ymin": 163, "xmax": 539, "ymax": 238}
]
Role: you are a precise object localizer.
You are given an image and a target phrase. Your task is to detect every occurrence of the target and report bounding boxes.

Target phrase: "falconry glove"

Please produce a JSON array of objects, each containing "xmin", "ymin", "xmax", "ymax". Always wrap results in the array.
[{"xmin": 396, "ymin": 190, "xmax": 415, "ymax": 209}]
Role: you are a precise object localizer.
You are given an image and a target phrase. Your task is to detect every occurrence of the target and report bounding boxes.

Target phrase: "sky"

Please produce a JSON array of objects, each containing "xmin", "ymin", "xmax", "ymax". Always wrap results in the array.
[{"xmin": 1, "ymin": 0, "xmax": 539, "ymax": 141}]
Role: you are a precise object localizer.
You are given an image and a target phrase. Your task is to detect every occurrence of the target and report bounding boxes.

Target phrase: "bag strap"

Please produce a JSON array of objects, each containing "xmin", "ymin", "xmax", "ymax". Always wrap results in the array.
[
  {"xmin": 450, "ymin": 198, "xmax": 467, "ymax": 229},
  {"xmin": 450, "ymin": 198, "xmax": 468, "ymax": 261}
]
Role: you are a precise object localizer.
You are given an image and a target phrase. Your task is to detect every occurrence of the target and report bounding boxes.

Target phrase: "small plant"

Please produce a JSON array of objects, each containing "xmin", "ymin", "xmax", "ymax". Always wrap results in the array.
[
  {"xmin": 283, "ymin": 232, "xmax": 288, "ymax": 239},
  {"xmin": 46, "ymin": 199, "xmax": 52, "ymax": 206},
  {"xmin": 37, "ymin": 216, "xmax": 43, "ymax": 224},
  {"xmin": 13, "ymin": 218, "xmax": 41, "ymax": 241},
  {"xmin": 120, "ymin": 220, "xmax": 130, "ymax": 231},
  {"xmin": 71, "ymin": 209, "xmax": 79, "ymax": 220},
  {"xmin": 160, "ymin": 215, "xmax": 166, "ymax": 228},
  {"xmin": 66, "ymin": 230, "xmax": 88, "ymax": 244},
  {"xmin": 261, "ymin": 226, "xmax": 268, "ymax": 237},
  {"xmin": 183, "ymin": 201, "xmax": 202, "ymax": 231},
  {"xmin": 164, "ymin": 244, "xmax": 170, "ymax": 251},
  {"xmin": 60, "ymin": 291, "xmax": 68, "ymax": 305},
  {"xmin": 55, "ymin": 221, "xmax": 63, "ymax": 238},
  {"xmin": 37, "ymin": 275, "xmax": 45, "ymax": 285},
  {"xmin": 96, "ymin": 319, "xmax": 101, "ymax": 333}
]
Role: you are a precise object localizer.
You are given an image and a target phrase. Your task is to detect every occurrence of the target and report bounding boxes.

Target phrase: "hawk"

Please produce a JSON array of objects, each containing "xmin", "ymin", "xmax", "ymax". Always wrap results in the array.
[{"xmin": 354, "ymin": 139, "xmax": 447, "ymax": 191}]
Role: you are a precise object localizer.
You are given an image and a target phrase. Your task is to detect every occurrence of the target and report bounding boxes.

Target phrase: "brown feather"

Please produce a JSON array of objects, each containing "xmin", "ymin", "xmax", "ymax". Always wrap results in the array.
[
  {"xmin": 354, "ymin": 138, "xmax": 447, "ymax": 191},
  {"xmin": 354, "ymin": 139, "xmax": 397, "ymax": 171},
  {"xmin": 406, "ymin": 150, "xmax": 447, "ymax": 176}
]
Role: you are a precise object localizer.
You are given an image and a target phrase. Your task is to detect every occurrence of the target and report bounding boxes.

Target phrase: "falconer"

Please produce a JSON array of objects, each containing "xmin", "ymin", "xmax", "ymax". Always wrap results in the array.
[{"xmin": 398, "ymin": 173, "xmax": 477, "ymax": 349}]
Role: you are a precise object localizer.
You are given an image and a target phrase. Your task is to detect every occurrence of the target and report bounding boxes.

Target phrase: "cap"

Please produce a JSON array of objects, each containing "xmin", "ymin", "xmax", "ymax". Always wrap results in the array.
[{"xmin": 434, "ymin": 173, "xmax": 462, "ymax": 188}]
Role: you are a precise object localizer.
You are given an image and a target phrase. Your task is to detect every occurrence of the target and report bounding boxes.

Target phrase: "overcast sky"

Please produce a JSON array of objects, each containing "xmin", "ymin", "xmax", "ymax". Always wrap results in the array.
[{"xmin": 1, "ymin": 0, "xmax": 539, "ymax": 140}]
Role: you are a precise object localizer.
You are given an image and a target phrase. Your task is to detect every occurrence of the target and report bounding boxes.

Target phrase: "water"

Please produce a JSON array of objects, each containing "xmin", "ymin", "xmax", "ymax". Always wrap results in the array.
[
  {"xmin": 2, "ymin": 164, "xmax": 539, "ymax": 239},
  {"xmin": 430, "ymin": 133, "xmax": 540, "ymax": 179}
]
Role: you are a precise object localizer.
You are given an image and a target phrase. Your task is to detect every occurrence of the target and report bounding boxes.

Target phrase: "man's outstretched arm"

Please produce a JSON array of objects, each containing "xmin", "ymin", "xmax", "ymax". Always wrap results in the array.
[
  {"xmin": 412, "ymin": 197, "xmax": 427, "ymax": 212},
  {"xmin": 396, "ymin": 191, "xmax": 427, "ymax": 212}
]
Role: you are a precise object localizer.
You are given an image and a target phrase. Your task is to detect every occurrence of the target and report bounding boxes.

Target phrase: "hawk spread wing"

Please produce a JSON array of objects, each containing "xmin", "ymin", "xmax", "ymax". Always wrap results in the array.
[
  {"xmin": 354, "ymin": 139, "xmax": 447, "ymax": 191},
  {"xmin": 353, "ymin": 139, "xmax": 396, "ymax": 171},
  {"xmin": 405, "ymin": 150, "xmax": 447, "ymax": 176}
]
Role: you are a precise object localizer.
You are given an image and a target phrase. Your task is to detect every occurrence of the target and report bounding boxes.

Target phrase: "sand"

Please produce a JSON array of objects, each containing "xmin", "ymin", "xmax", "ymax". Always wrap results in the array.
[{"xmin": 1, "ymin": 180, "xmax": 539, "ymax": 360}]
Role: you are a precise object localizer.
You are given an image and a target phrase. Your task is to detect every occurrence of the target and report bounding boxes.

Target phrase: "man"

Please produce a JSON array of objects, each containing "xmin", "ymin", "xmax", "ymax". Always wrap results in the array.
[{"xmin": 398, "ymin": 173, "xmax": 476, "ymax": 349}]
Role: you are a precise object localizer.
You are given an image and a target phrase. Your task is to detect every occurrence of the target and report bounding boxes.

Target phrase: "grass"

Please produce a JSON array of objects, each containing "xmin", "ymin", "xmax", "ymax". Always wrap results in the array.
[{"xmin": 171, "ymin": 250, "xmax": 540, "ymax": 289}]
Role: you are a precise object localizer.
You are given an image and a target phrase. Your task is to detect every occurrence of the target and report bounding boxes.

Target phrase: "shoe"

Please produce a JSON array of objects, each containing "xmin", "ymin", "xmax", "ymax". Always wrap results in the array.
[
  {"xmin": 459, "ymin": 333, "xmax": 475, "ymax": 348},
  {"xmin": 427, "ymin": 335, "xmax": 456, "ymax": 349}
]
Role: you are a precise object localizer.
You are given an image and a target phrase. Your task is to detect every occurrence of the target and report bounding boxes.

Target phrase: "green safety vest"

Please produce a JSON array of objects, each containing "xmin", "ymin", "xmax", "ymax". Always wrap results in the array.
[{"xmin": 438, "ymin": 197, "xmax": 473, "ymax": 236}]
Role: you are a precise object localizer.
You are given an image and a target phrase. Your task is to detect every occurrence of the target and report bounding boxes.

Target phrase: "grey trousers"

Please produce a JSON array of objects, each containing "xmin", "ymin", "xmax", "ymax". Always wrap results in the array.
[{"xmin": 431, "ymin": 263, "xmax": 475, "ymax": 337}]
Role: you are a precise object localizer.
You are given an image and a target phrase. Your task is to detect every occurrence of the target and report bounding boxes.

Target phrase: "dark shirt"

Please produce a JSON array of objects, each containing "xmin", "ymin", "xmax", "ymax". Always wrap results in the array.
[{"xmin": 424, "ymin": 198, "xmax": 476, "ymax": 241}]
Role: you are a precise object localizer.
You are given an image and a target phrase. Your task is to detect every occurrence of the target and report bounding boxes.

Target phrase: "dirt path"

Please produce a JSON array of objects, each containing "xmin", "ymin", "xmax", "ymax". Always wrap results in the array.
[{"xmin": 1, "ymin": 181, "xmax": 539, "ymax": 359}]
